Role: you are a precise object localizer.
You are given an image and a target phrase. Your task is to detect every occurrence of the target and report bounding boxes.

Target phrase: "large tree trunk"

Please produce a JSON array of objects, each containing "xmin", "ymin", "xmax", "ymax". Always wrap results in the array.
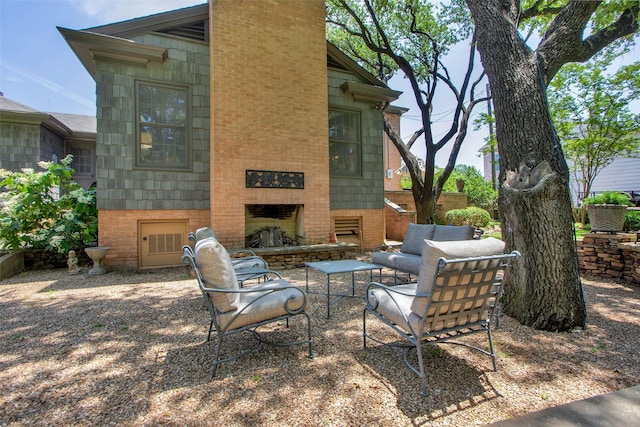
[{"xmin": 466, "ymin": 1, "xmax": 587, "ymax": 331}]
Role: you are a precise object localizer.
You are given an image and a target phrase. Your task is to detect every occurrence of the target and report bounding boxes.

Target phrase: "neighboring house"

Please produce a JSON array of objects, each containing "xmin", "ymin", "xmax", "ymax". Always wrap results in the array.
[
  {"xmin": 0, "ymin": 95, "xmax": 96, "ymax": 189},
  {"xmin": 58, "ymin": 1, "xmax": 401, "ymax": 269},
  {"xmin": 571, "ymin": 156, "xmax": 640, "ymax": 205},
  {"xmin": 480, "ymin": 147, "xmax": 640, "ymax": 206}
]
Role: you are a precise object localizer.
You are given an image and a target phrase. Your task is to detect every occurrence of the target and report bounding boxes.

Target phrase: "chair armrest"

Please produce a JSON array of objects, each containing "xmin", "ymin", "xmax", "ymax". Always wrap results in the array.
[
  {"xmin": 202, "ymin": 279, "xmax": 308, "ymax": 316},
  {"xmin": 365, "ymin": 281, "xmax": 429, "ymax": 310}
]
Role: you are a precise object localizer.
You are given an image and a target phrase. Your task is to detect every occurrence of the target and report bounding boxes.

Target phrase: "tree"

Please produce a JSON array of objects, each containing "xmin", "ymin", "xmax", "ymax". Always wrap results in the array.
[
  {"xmin": 326, "ymin": 0, "xmax": 487, "ymax": 223},
  {"xmin": 437, "ymin": 164, "xmax": 498, "ymax": 214},
  {"xmin": 548, "ymin": 57, "xmax": 640, "ymax": 223},
  {"xmin": 465, "ymin": 0, "xmax": 639, "ymax": 330}
]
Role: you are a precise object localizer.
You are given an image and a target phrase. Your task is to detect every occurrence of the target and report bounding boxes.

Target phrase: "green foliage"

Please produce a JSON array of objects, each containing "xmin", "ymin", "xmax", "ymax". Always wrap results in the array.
[
  {"xmin": 624, "ymin": 211, "xmax": 640, "ymax": 232},
  {"xmin": 445, "ymin": 206, "xmax": 491, "ymax": 228},
  {"xmin": 583, "ymin": 191, "xmax": 633, "ymax": 206},
  {"xmin": 436, "ymin": 165, "xmax": 498, "ymax": 213},
  {"xmin": 0, "ymin": 155, "xmax": 97, "ymax": 253},
  {"xmin": 548, "ymin": 57, "xmax": 640, "ymax": 202}
]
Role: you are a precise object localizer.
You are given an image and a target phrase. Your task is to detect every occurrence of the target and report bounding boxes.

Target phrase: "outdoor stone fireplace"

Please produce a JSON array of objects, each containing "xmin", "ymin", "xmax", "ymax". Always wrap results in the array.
[{"xmin": 245, "ymin": 204, "xmax": 305, "ymax": 248}]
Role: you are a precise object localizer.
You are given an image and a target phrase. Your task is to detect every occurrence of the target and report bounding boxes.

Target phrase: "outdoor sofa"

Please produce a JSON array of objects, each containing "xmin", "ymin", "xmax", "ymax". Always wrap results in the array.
[{"xmin": 371, "ymin": 223, "xmax": 476, "ymax": 276}]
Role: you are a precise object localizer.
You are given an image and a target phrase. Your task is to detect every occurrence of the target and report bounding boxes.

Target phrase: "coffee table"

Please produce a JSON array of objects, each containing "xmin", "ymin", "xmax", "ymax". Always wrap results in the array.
[{"xmin": 305, "ymin": 259, "xmax": 382, "ymax": 318}]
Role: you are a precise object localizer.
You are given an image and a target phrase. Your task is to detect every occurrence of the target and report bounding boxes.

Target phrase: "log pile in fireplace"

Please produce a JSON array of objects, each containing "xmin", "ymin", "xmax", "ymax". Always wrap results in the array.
[{"xmin": 246, "ymin": 226, "xmax": 297, "ymax": 248}]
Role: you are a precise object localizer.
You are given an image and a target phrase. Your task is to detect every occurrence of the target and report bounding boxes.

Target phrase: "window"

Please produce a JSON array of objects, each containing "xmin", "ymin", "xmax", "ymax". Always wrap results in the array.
[
  {"xmin": 329, "ymin": 109, "xmax": 361, "ymax": 176},
  {"xmin": 136, "ymin": 82, "xmax": 189, "ymax": 169}
]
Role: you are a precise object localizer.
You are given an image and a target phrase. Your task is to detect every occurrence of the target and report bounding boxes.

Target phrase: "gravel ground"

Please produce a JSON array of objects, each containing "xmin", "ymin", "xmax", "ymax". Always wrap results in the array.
[{"xmin": 1, "ymin": 261, "xmax": 639, "ymax": 426}]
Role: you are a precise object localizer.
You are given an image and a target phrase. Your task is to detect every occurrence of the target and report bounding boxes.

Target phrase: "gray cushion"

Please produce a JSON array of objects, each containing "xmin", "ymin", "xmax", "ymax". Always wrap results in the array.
[
  {"xmin": 367, "ymin": 283, "xmax": 424, "ymax": 335},
  {"xmin": 194, "ymin": 237, "xmax": 239, "ymax": 313},
  {"xmin": 432, "ymin": 225, "xmax": 475, "ymax": 241},
  {"xmin": 410, "ymin": 237, "xmax": 506, "ymax": 317},
  {"xmin": 195, "ymin": 227, "xmax": 217, "ymax": 242},
  {"xmin": 401, "ymin": 224, "xmax": 436, "ymax": 255}
]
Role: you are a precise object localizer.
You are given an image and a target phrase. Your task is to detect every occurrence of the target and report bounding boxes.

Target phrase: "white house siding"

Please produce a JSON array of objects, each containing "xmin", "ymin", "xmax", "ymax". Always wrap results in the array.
[{"xmin": 571, "ymin": 156, "xmax": 640, "ymax": 205}]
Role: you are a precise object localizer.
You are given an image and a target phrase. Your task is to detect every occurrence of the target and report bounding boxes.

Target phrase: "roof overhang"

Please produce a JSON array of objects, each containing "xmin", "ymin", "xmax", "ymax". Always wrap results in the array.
[
  {"xmin": 0, "ymin": 110, "xmax": 72, "ymax": 137},
  {"xmin": 58, "ymin": 27, "xmax": 168, "ymax": 79},
  {"xmin": 340, "ymin": 81, "xmax": 402, "ymax": 108}
]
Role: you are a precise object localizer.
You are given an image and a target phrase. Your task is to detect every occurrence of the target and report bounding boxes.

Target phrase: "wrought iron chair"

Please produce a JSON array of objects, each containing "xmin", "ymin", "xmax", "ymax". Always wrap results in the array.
[
  {"xmin": 188, "ymin": 227, "xmax": 271, "ymax": 285},
  {"xmin": 182, "ymin": 237, "xmax": 313, "ymax": 378},
  {"xmin": 363, "ymin": 237, "xmax": 520, "ymax": 397}
]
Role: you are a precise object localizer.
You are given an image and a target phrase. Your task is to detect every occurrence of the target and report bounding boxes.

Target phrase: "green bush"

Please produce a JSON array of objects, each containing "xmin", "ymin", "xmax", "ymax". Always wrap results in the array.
[
  {"xmin": 444, "ymin": 206, "xmax": 491, "ymax": 228},
  {"xmin": 624, "ymin": 211, "xmax": 640, "ymax": 232},
  {"xmin": 583, "ymin": 191, "xmax": 633, "ymax": 206},
  {"xmin": 0, "ymin": 155, "xmax": 97, "ymax": 253}
]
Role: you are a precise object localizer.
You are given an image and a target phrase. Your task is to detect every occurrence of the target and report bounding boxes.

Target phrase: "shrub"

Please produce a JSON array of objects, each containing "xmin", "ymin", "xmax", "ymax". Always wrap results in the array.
[
  {"xmin": 624, "ymin": 211, "xmax": 640, "ymax": 232},
  {"xmin": 583, "ymin": 191, "xmax": 633, "ymax": 206},
  {"xmin": 444, "ymin": 206, "xmax": 491, "ymax": 228},
  {"xmin": 0, "ymin": 155, "xmax": 97, "ymax": 253}
]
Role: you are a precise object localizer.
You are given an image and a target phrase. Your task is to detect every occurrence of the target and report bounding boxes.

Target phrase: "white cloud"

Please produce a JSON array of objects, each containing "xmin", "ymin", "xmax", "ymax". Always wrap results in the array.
[{"xmin": 69, "ymin": 0, "xmax": 205, "ymax": 24}]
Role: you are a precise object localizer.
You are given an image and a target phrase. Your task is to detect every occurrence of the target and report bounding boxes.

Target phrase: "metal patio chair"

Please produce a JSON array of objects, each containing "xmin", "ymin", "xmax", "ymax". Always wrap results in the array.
[
  {"xmin": 182, "ymin": 237, "xmax": 313, "ymax": 378},
  {"xmin": 363, "ymin": 237, "xmax": 520, "ymax": 397},
  {"xmin": 189, "ymin": 227, "xmax": 271, "ymax": 285}
]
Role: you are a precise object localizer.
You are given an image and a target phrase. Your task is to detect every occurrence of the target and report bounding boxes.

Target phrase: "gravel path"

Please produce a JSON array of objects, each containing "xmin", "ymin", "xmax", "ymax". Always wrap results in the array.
[{"xmin": 1, "ymin": 265, "xmax": 639, "ymax": 426}]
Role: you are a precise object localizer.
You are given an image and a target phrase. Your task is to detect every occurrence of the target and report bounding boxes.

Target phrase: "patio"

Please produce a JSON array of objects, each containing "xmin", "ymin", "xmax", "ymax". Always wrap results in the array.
[{"xmin": 1, "ymin": 261, "xmax": 639, "ymax": 426}]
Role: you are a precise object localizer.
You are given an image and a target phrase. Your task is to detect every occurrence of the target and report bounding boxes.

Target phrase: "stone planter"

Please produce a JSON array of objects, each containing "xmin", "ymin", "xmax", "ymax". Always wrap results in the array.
[{"xmin": 587, "ymin": 204, "xmax": 627, "ymax": 233}]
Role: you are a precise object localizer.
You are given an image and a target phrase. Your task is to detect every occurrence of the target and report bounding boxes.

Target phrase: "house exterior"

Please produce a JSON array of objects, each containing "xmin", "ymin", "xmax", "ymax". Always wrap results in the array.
[
  {"xmin": 59, "ymin": 1, "xmax": 401, "ymax": 269},
  {"xmin": 0, "ymin": 95, "xmax": 96, "ymax": 190}
]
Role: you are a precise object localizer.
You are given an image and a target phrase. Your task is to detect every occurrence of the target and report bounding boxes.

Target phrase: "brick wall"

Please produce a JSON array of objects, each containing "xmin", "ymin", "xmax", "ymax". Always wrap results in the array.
[
  {"xmin": 98, "ymin": 209, "xmax": 209, "ymax": 269},
  {"xmin": 384, "ymin": 203, "xmax": 416, "ymax": 241},
  {"xmin": 383, "ymin": 110, "xmax": 403, "ymax": 191},
  {"xmin": 330, "ymin": 208, "xmax": 385, "ymax": 250},
  {"xmin": 209, "ymin": 0, "xmax": 329, "ymax": 248}
]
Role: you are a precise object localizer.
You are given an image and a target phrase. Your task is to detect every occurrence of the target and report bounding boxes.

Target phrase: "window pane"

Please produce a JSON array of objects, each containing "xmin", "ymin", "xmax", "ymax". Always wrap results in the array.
[
  {"xmin": 329, "ymin": 110, "xmax": 361, "ymax": 176},
  {"xmin": 137, "ymin": 82, "xmax": 188, "ymax": 168}
]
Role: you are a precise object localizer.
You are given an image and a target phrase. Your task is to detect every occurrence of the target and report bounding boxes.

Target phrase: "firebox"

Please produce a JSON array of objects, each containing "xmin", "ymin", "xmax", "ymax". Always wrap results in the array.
[{"xmin": 245, "ymin": 204, "xmax": 305, "ymax": 247}]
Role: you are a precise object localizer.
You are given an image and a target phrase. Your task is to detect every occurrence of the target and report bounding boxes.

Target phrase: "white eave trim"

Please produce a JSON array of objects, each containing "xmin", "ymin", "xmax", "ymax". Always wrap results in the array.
[
  {"xmin": 340, "ymin": 81, "xmax": 402, "ymax": 106},
  {"xmin": 58, "ymin": 27, "xmax": 168, "ymax": 79}
]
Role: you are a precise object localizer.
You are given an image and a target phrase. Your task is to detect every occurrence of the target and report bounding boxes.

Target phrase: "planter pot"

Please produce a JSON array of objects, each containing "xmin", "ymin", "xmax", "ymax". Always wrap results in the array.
[{"xmin": 587, "ymin": 204, "xmax": 627, "ymax": 233}]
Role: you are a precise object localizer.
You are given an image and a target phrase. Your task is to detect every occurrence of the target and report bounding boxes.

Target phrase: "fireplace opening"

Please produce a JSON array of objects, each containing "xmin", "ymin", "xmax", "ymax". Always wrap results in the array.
[{"xmin": 245, "ymin": 204, "xmax": 305, "ymax": 248}]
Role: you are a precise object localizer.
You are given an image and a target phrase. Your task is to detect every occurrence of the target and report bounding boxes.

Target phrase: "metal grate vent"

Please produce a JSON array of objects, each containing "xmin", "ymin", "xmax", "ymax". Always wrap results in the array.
[{"xmin": 148, "ymin": 233, "xmax": 183, "ymax": 254}]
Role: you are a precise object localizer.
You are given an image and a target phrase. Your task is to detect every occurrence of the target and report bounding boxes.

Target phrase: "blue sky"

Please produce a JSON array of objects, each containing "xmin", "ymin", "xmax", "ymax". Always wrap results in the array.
[{"xmin": 0, "ymin": 0, "xmax": 203, "ymax": 115}]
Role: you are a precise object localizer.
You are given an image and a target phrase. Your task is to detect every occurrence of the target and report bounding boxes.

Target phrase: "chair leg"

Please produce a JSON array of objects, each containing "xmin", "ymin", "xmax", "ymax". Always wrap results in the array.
[
  {"xmin": 414, "ymin": 341, "xmax": 429, "ymax": 397},
  {"xmin": 487, "ymin": 327, "xmax": 498, "ymax": 372},
  {"xmin": 362, "ymin": 308, "xmax": 368, "ymax": 349},
  {"xmin": 207, "ymin": 320, "xmax": 214, "ymax": 342},
  {"xmin": 210, "ymin": 332, "xmax": 224, "ymax": 379},
  {"xmin": 304, "ymin": 312, "xmax": 314, "ymax": 359}
]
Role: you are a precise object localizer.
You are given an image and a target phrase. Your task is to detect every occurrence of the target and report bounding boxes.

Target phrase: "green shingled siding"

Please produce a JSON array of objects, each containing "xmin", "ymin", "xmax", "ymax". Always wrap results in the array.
[
  {"xmin": 328, "ymin": 69, "xmax": 384, "ymax": 210},
  {"xmin": 94, "ymin": 34, "xmax": 210, "ymax": 210},
  {"xmin": 0, "ymin": 123, "xmax": 41, "ymax": 171}
]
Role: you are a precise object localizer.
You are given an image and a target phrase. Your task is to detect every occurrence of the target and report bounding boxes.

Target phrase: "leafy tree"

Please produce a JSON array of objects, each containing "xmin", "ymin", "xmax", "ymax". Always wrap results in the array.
[
  {"xmin": 0, "ymin": 155, "xmax": 97, "ymax": 254},
  {"xmin": 437, "ymin": 164, "xmax": 498, "ymax": 213},
  {"xmin": 326, "ymin": 0, "xmax": 486, "ymax": 224},
  {"xmin": 465, "ymin": 0, "xmax": 639, "ymax": 330},
  {"xmin": 548, "ymin": 56, "xmax": 640, "ymax": 223}
]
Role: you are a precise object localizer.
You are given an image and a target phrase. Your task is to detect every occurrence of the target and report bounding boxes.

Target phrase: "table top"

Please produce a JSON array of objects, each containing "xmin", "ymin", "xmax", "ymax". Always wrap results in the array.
[{"xmin": 305, "ymin": 259, "xmax": 382, "ymax": 275}]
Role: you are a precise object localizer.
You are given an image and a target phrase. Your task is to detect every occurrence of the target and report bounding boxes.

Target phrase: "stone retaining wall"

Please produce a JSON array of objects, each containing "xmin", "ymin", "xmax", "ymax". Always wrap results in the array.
[
  {"xmin": 577, "ymin": 233, "xmax": 640, "ymax": 285},
  {"xmin": 247, "ymin": 243, "xmax": 358, "ymax": 270}
]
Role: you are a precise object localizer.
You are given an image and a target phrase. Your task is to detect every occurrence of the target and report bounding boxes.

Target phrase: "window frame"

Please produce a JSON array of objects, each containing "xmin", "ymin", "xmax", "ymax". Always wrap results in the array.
[
  {"xmin": 134, "ymin": 80, "xmax": 191, "ymax": 170},
  {"xmin": 328, "ymin": 107, "xmax": 362, "ymax": 177}
]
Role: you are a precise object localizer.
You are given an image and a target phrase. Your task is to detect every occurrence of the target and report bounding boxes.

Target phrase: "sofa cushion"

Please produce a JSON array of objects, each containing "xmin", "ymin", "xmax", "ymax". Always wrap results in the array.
[
  {"xmin": 410, "ymin": 237, "xmax": 506, "ymax": 318},
  {"xmin": 218, "ymin": 279, "xmax": 306, "ymax": 330},
  {"xmin": 195, "ymin": 236, "xmax": 239, "ymax": 313},
  {"xmin": 367, "ymin": 283, "xmax": 424, "ymax": 335},
  {"xmin": 432, "ymin": 225, "xmax": 475, "ymax": 241},
  {"xmin": 401, "ymin": 223, "xmax": 436, "ymax": 255}
]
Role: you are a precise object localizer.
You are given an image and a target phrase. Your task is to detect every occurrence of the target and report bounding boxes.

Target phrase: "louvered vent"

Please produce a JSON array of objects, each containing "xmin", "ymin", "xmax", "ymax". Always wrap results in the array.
[{"xmin": 148, "ymin": 233, "xmax": 183, "ymax": 254}]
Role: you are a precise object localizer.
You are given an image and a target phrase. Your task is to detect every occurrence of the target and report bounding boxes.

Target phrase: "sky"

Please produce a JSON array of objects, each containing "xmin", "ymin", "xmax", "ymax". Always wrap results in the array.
[{"xmin": 4, "ymin": 1, "xmax": 635, "ymax": 174}]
